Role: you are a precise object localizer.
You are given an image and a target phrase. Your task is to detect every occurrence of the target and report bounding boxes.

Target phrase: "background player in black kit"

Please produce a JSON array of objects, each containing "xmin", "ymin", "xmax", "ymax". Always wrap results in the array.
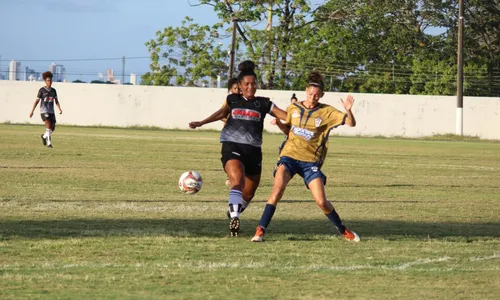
[
  {"xmin": 29, "ymin": 71, "xmax": 63, "ymax": 148},
  {"xmin": 189, "ymin": 61, "xmax": 286, "ymax": 236}
]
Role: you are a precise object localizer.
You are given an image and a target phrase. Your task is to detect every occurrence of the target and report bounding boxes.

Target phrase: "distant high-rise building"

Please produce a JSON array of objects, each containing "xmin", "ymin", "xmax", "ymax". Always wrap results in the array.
[
  {"xmin": 55, "ymin": 65, "xmax": 65, "ymax": 82},
  {"xmin": 106, "ymin": 68, "xmax": 114, "ymax": 82},
  {"xmin": 24, "ymin": 66, "xmax": 39, "ymax": 81},
  {"xmin": 130, "ymin": 73, "xmax": 137, "ymax": 85},
  {"xmin": 49, "ymin": 62, "xmax": 66, "ymax": 82},
  {"xmin": 9, "ymin": 60, "xmax": 21, "ymax": 81}
]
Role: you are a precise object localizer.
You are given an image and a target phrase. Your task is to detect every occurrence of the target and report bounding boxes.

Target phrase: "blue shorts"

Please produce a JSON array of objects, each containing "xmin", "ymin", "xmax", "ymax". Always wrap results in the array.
[{"xmin": 275, "ymin": 156, "xmax": 326, "ymax": 187}]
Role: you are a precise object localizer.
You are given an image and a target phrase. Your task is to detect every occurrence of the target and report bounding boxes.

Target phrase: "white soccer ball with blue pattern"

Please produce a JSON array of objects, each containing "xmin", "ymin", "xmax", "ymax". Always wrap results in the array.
[{"xmin": 178, "ymin": 171, "xmax": 203, "ymax": 194}]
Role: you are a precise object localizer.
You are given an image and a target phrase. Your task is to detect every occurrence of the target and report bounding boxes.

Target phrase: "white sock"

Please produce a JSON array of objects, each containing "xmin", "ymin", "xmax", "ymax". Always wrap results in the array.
[
  {"xmin": 46, "ymin": 129, "xmax": 52, "ymax": 145},
  {"xmin": 43, "ymin": 128, "xmax": 50, "ymax": 139},
  {"xmin": 228, "ymin": 189, "xmax": 244, "ymax": 218}
]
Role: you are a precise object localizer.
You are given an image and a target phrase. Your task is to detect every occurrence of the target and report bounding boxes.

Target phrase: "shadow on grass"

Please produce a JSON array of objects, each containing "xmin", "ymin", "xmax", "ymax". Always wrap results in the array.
[
  {"xmin": 0, "ymin": 218, "xmax": 499, "ymax": 240},
  {"xmin": 39, "ymin": 199, "xmax": 423, "ymax": 204}
]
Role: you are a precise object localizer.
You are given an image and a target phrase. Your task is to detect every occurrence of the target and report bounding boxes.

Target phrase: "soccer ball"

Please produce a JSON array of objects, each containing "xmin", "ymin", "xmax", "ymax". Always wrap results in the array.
[{"xmin": 178, "ymin": 171, "xmax": 203, "ymax": 194}]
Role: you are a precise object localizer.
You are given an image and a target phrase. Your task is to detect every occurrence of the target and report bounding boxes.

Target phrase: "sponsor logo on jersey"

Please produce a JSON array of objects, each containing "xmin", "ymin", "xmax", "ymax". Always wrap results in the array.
[
  {"xmin": 232, "ymin": 109, "xmax": 261, "ymax": 121},
  {"xmin": 292, "ymin": 110, "xmax": 300, "ymax": 118},
  {"xmin": 43, "ymin": 97, "xmax": 55, "ymax": 102},
  {"xmin": 314, "ymin": 117, "xmax": 322, "ymax": 127},
  {"xmin": 291, "ymin": 125, "xmax": 314, "ymax": 140}
]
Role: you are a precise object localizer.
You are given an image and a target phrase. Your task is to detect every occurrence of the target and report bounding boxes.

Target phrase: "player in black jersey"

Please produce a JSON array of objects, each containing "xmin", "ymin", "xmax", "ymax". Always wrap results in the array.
[
  {"xmin": 29, "ymin": 71, "xmax": 63, "ymax": 148},
  {"xmin": 189, "ymin": 60, "xmax": 287, "ymax": 236}
]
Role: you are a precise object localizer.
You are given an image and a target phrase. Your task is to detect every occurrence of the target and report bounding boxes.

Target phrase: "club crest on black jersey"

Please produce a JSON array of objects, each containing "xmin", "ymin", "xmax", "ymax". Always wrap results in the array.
[{"xmin": 220, "ymin": 93, "xmax": 275, "ymax": 148}]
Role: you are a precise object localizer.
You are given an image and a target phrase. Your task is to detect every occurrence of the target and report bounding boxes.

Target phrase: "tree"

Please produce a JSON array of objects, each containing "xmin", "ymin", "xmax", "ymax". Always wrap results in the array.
[
  {"xmin": 196, "ymin": 0, "xmax": 315, "ymax": 89},
  {"xmin": 144, "ymin": 0, "xmax": 499, "ymax": 96},
  {"xmin": 142, "ymin": 17, "xmax": 228, "ymax": 86}
]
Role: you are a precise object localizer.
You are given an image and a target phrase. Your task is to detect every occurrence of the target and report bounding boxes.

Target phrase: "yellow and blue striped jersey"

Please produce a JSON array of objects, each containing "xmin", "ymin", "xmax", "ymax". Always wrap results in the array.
[{"xmin": 280, "ymin": 102, "xmax": 346, "ymax": 164}]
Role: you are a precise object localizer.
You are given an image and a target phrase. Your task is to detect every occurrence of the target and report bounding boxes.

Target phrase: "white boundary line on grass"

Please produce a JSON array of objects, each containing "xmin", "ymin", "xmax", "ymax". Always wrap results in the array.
[
  {"xmin": 2, "ymin": 254, "xmax": 499, "ymax": 273},
  {"xmin": 469, "ymin": 253, "xmax": 500, "ymax": 261}
]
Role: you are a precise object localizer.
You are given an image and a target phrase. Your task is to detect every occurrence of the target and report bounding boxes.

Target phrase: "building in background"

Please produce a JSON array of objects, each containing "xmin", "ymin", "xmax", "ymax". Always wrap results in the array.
[
  {"xmin": 9, "ymin": 60, "xmax": 21, "ymax": 81},
  {"xmin": 49, "ymin": 63, "xmax": 66, "ymax": 82},
  {"xmin": 130, "ymin": 73, "xmax": 137, "ymax": 85},
  {"xmin": 24, "ymin": 67, "xmax": 40, "ymax": 81},
  {"xmin": 106, "ymin": 68, "xmax": 114, "ymax": 82}
]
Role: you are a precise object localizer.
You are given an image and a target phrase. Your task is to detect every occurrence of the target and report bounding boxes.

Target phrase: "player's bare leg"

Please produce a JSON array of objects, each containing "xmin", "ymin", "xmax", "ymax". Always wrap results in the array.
[
  {"xmin": 308, "ymin": 178, "xmax": 360, "ymax": 242},
  {"xmin": 241, "ymin": 174, "xmax": 260, "ymax": 212},
  {"xmin": 251, "ymin": 165, "xmax": 291, "ymax": 242}
]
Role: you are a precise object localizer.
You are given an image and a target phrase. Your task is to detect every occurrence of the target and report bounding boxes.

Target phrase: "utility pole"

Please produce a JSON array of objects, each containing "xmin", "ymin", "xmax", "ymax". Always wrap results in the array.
[
  {"xmin": 456, "ymin": 0, "xmax": 464, "ymax": 136},
  {"xmin": 122, "ymin": 56, "xmax": 126, "ymax": 85},
  {"xmin": 265, "ymin": 1, "xmax": 274, "ymax": 89},
  {"xmin": 228, "ymin": 18, "xmax": 238, "ymax": 79}
]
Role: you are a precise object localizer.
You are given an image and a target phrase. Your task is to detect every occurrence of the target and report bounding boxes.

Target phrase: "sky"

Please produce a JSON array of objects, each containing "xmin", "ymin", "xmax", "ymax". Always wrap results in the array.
[
  {"xmin": 0, "ymin": 0, "xmax": 222, "ymax": 82},
  {"xmin": 0, "ymin": 0, "xmax": 443, "ymax": 83}
]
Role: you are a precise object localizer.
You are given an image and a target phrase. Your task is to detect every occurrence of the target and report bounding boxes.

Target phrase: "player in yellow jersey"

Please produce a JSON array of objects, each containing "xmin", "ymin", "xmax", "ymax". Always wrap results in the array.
[{"xmin": 251, "ymin": 71, "xmax": 360, "ymax": 242}]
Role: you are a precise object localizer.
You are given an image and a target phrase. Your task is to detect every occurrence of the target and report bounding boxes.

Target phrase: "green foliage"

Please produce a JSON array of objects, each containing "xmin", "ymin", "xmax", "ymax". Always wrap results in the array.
[
  {"xmin": 90, "ymin": 80, "xmax": 115, "ymax": 84},
  {"xmin": 142, "ymin": 17, "xmax": 228, "ymax": 86},
  {"xmin": 144, "ymin": 0, "xmax": 500, "ymax": 96}
]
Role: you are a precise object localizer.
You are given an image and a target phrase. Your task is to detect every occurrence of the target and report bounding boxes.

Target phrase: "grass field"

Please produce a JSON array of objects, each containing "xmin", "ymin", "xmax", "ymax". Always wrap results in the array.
[{"xmin": 1, "ymin": 124, "xmax": 499, "ymax": 299}]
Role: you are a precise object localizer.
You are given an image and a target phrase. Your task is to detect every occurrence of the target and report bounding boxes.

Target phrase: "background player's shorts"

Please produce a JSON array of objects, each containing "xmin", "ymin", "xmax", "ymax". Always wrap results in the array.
[
  {"xmin": 40, "ymin": 113, "xmax": 56, "ymax": 123},
  {"xmin": 276, "ymin": 156, "xmax": 327, "ymax": 188},
  {"xmin": 221, "ymin": 142, "xmax": 262, "ymax": 176}
]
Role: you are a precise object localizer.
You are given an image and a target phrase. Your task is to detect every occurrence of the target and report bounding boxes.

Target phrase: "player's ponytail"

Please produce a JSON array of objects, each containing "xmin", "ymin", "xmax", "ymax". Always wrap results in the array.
[
  {"xmin": 237, "ymin": 60, "xmax": 257, "ymax": 83},
  {"xmin": 307, "ymin": 71, "xmax": 324, "ymax": 91}
]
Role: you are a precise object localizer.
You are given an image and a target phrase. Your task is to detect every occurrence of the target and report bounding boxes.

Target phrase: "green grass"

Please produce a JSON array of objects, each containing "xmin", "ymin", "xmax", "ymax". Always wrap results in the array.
[{"xmin": 0, "ymin": 124, "xmax": 499, "ymax": 299}]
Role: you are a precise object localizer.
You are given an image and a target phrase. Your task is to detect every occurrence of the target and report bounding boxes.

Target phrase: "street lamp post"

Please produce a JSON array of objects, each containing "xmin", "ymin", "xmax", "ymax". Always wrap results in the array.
[{"xmin": 456, "ymin": 0, "xmax": 464, "ymax": 136}]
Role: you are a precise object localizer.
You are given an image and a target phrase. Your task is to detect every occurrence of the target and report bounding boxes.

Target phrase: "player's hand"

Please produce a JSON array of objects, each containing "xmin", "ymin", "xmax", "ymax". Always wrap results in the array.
[
  {"xmin": 29, "ymin": 112, "xmax": 33, "ymax": 118},
  {"xmin": 59, "ymin": 110, "xmax": 63, "ymax": 115},
  {"xmin": 270, "ymin": 118, "xmax": 277, "ymax": 125},
  {"xmin": 341, "ymin": 95, "xmax": 355, "ymax": 111},
  {"xmin": 189, "ymin": 121, "xmax": 202, "ymax": 129}
]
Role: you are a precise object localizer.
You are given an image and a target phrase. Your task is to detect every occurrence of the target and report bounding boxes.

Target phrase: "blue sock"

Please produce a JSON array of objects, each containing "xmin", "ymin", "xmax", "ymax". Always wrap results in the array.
[
  {"xmin": 259, "ymin": 204, "xmax": 276, "ymax": 229},
  {"xmin": 326, "ymin": 209, "xmax": 346, "ymax": 234}
]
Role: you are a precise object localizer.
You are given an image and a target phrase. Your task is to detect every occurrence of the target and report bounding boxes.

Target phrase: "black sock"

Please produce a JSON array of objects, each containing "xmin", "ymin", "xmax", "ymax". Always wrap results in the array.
[
  {"xmin": 259, "ymin": 204, "xmax": 276, "ymax": 229},
  {"xmin": 326, "ymin": 209, "xmax": 346, "ymax": 234}
]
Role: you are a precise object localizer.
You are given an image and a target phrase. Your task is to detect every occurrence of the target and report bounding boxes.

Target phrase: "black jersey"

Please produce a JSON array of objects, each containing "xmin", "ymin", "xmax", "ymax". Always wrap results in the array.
[
  {"xmin": 37, "ymin": 87, "xmax": 58, "ymax": 114},
  {"xmin": 220, "ymin": 93, "xmax": 274, "ymax": 147}
]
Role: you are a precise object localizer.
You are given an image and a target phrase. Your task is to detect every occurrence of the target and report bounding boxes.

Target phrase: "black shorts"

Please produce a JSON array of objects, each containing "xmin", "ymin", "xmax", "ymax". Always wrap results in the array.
[
  {"xmin": 40, "ymin": 113, "xmax": 56, "ymax": 124},
  {"xmin": 221, "ymin": 142, "xmax": 262, "ymax": 176}
]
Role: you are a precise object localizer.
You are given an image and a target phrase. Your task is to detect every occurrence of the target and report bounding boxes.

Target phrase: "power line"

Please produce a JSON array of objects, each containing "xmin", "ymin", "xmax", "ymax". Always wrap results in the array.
[{"xmin": 0, "ymin": 56, "xmax": 150, "ymax": 62}]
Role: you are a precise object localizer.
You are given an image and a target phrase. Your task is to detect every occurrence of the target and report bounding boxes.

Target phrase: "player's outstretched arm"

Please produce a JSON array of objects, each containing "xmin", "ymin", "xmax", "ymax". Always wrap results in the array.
[
  {"xmin": 341, "ymin": 95, "xmax": 356, "ymax": 127},
  {"xmin": 270, "ymin": 105, "xmax": 287, "ymax": 121},
  {"xmin": 29, "ymin": 99, "xmax": 40, "ymax": 118},
  {"xmin": 189, "ymin": 105, "xmax": 230, "ymax": 129},
  {"xmin": 271, "ymin": 118, "xmax": 290, "ymax": 136}
]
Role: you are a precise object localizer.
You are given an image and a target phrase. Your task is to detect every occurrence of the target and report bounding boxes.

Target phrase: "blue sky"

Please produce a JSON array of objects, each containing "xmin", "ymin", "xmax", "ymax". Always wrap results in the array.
[
  {"xmin": 0, "ymin": 0, "xmax": 221, "ymax": 82},
  {"xmin": 0, "ymin": 0, "xmax": 443, "ymax": 83}
]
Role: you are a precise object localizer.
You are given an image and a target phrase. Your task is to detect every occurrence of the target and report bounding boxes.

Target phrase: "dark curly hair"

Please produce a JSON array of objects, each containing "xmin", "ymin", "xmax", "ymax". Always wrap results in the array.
[
  {"xmin": 307, "ymin": 71, "xmax": 324, "ymax": 91},
  {"xmin": 227, "ymin": 78, "xmax": 238, "ymax": 92},
  {"xmin": 237, "ymin": 60, "xmax": 257, "ymax": 83},
  {"xmin": 42, "ymin": 71, "xmax": 53, "ymax": 80}
]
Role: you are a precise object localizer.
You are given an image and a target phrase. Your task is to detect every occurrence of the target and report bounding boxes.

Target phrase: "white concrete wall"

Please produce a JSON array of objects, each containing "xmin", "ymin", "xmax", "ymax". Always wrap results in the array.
[{"xmin": 1, "ymin": 80, "xmax": 499, "ymax": 139}]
